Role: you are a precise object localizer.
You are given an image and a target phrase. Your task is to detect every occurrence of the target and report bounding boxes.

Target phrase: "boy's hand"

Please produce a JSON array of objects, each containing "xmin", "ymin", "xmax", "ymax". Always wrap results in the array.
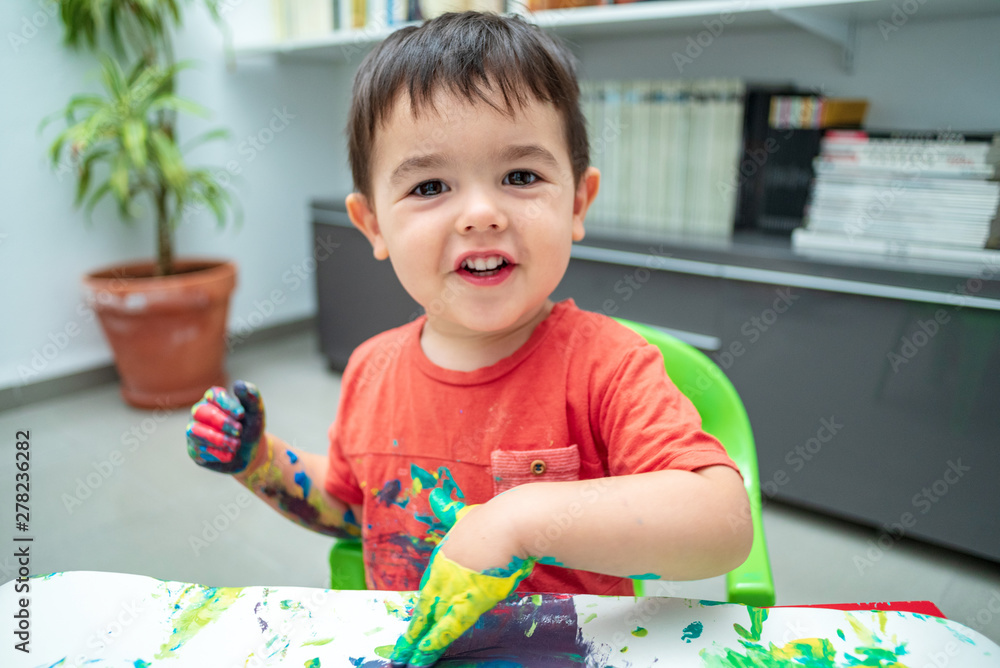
[
  {"xmin": 186, "ymin": 380, "xmax": 265, "ymax": 474},
  {"xmin": 390, "ymin": 491, "xmax": 535, "ymax": 668}
]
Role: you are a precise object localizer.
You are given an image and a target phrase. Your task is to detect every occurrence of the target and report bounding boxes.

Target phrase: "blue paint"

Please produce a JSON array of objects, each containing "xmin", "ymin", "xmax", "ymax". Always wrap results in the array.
[
  {"xmin": 700, "ymin": 599, "xmax": 728, "ymax": 606},
  {"xmin": 344, "ymin": 508, "xmax": 359, "ymax": 527},
  {"xmin": 376, "ymin": 479, "xmax": 409, "ymax": 509},
  {"xmin": 537, "ymin": 556, "xmax": 567, "ymax": 567},
  {"xmin": 681, "ymin": 621, "xmax": 703, "ymax": 643},
  {"xmin": 628, "ymin": 573, "xmax": 659, "ymax": 580},
  {"xmin": 286, "ymin": 450, "xmax": 298, "ymax": 464},
  {"xmin": 294, "ymin": 471, "xmax": 312, "ymax": 499}
]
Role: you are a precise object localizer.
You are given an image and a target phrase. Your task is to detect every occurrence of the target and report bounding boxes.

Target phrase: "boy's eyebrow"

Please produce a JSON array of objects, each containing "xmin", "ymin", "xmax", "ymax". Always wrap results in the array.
[{"xmin": 389, "ymin": 144, "xmax": 562, "ymax": 187}]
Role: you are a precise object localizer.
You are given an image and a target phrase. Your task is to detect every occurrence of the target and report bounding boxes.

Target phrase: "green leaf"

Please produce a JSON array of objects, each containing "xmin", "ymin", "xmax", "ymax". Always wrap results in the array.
[
  {"xmin": 150, "ymin": 129, "xmax": 187, "ymax": 190},
  {"xmin": 83, "ymin": 181, "xmax": 113, "ymax": 226},
  {"xmin": 148, "ymin": 94, "xmax": 210, "ymax": 118},
  {"xmin": 122, "ymin": 118, "xmax": 148, "ymax": 169},
  {"xmin": 110, "ymin": 152, "xmax": 129, "ymax": 203},
  {"xmin": 180, "ymin": 127, "xmax": 230, "ymax": 154}
]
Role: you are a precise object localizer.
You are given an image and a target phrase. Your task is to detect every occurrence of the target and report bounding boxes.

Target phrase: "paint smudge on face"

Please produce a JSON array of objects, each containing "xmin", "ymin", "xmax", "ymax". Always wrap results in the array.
[
  {"xmin": 632, "ymin": 627, "xmax": 648, "ymax": 637},
  {"xmin": 155, "ymin": 585, "xmax": 243, "ymax": 659},
  {"xmin": 682, "ymin": 621, "xmax": 704, "ymax": 643}
]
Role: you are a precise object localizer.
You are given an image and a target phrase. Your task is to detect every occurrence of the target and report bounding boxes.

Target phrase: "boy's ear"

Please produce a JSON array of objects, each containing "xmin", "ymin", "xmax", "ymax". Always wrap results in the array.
[
  {"xmin": 571, "ymin": 166, "xmax": 600, "ymax": 242},
  {"xmin": 345, "ymin": 192, "xmax": 389, "ymax": 260}
]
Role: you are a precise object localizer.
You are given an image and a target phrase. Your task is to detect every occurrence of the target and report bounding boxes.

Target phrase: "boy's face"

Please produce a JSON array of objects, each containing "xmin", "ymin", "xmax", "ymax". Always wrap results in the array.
[{"xmin": 348, "ymin": 89, "xmax": 599, "ymax": 339}]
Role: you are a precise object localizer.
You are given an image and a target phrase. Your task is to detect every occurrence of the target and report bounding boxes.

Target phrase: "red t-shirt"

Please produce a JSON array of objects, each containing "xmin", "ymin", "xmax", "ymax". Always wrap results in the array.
[{"xmin": 325, "ymin": 299, "xmax": 739, "ymax": 595}]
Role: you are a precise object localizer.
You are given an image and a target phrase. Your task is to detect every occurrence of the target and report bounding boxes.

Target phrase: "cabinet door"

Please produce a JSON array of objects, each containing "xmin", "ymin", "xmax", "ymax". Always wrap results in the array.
[
  {"xmin": 720, "ymin": 279, "xmax": 1000, "ymax": 562},
  {"xmin": 313, "ymin": 221, "xmax": 421, "ymax": 370},
  {"xmin": 555, "ymin": 256, "xmax": 723, "ymax": 347}
]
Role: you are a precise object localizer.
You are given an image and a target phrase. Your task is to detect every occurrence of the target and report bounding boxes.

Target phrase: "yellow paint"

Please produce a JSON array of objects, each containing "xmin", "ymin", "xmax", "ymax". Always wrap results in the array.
[
  {"xmin": 848, "ymin": 615, "xmax": 878, "ymax": 646},
  {"xmin": 526, "ymin": 620, "xmax": 538, "ymax": 637},
  {"xmin": 876, "ymin": 610, "xmax": 888, "ymax": 634},
  {"xmin": 155, "ymin": 586, "xmax": 243, "ymax": 659}
]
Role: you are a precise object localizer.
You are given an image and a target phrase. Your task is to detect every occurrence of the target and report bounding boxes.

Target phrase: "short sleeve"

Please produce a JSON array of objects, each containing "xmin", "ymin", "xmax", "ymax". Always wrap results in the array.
[
  {"xmin": 598, "ymin": 343, "xmax": 741, "ymax": 477},
  {"xmin": 325, "ymin": 420, "xmax": 364, "ymax": 505}
]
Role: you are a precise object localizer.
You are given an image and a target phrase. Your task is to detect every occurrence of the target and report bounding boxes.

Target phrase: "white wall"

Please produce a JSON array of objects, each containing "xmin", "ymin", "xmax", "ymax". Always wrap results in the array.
[
  {"xmin": 0, "ymin": 0, "xmax": 354, "ymax": 392},
  {"xmin": 2, "ymin": 2, "xmax": 998, "ymax": 393}
]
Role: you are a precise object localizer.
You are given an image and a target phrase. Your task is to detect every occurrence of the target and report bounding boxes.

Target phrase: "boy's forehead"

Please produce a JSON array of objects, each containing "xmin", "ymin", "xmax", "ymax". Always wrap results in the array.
[{"xmin": 373, "ymin": 88, "xmax": 568, "ymax": 166}]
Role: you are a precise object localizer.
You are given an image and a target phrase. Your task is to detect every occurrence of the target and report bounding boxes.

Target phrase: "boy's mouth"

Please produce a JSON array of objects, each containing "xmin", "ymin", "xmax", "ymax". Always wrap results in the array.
[{"xmin": 459, "ymin": 255, "xmax": 510, "ymax": 277}]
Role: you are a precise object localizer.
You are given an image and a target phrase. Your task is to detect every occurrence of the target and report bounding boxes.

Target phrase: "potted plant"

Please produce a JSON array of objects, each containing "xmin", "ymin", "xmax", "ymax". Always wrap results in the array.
[{"xmin": 43, "ymin": 0, "xmax": 240, "ymax": 409}]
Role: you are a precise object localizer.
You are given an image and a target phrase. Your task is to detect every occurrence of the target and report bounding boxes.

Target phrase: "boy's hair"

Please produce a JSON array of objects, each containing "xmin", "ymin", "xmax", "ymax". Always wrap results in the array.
[{"xmin": 347, "ymin": 11, "xmax": 589, "ymax": 202}]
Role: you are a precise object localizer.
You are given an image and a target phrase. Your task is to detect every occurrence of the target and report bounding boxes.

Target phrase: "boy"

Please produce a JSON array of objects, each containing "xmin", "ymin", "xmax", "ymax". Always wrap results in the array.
[{"xmin": 186, "ymin": 11, "xmax": 751, "ymax": 667}]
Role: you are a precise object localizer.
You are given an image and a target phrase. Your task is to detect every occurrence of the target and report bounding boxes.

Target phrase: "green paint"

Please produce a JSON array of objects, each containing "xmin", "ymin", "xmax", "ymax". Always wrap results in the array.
[
  {"xmin": 301, "ymin": 638, "xmax": 334, "ymax": 646},
  {"xmin": 526, "ymin": 619, "xmax": 538, "ymax": 637},
  {"xmin": 628, "ymin": 573, "xmax": 660, "ymax": 580},
  {"xmin": 280, "ymin": 599, "xmax": 303, "ymax": 611},
  {"xmin": 155, "ymin": 585, "xmax": 243, "ymax": 659},
  {"xmin": 363, "ymin": 626, "xmax": 384, "ymax": 636},
  {"xmin": 734, "ymin": 606, "xmax": 769, "ymax": 642},
  {"xmin": 837, "ymin": 629, "xmax": 846, "ymax": 641},
  {"xmin": 632, "ymin": 627, "xmax": 648, "ymax": 637},
  {"xmin": 682, "ymin": 621, "xmax": 703, "ymax": 643},
  {"xmin": 701, "ymin": 637, "xmax": 837, "ymax": 667},
  {"xmin": 304, "ymin": 659, "xmax": 320, "ymax": 668},
  {"xmin": 583, "ymin": 613, "xmax": 597, "ymax": 624},
  {"xmin": 374, "ymin": 645, "xmax": 395, "ymax": 658},
  {"xmin": 134, "ymin": 661, "xmax": 151, "ymax": 668},
  {"xmin": 620, "ymin": 646, "xmax": 628, "ymax": 653},
  {"xmin": 700, "ymin": 599, "xmax": 728, "ymax": 606},
  {"xmin": 532, "ymin": 594, "xmax": 543, "ymax": 607}
]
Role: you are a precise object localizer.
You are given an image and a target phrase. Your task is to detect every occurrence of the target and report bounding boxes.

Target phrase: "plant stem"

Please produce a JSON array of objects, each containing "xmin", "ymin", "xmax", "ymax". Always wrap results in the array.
[{"xmin": 156, "ymin": 184, "xmax": 172, "ymax": 276}]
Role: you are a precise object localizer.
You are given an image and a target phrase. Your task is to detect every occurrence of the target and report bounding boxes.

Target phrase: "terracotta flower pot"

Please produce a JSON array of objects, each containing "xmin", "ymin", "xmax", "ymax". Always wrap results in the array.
[{"xmin": 83, "ymin": 258, "xmax": 238, "ymax": 409}]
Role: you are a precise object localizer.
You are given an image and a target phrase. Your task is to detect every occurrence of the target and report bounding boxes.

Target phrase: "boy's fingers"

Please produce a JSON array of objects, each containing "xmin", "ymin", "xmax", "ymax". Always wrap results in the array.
[
  {"xmin": 201, "ymin": 386, "xmax": 245, "ymax": 419},
  {"xmin": 187, "ymin": 421, "xmax": 239, "ymax": 456},
  {"xmin": 233, "ymin": 380, "xmax": 265, "ymax": 442},
  {"xmin": 192, "ymin": 401, "xmax": 242, "ymax": 437}
]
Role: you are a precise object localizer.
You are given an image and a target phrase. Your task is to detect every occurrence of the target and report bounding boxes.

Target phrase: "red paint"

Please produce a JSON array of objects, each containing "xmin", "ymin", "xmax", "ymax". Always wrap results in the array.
[{"xmin": 772, "ymin": 601, "xmax": 947, "ymax": 618}]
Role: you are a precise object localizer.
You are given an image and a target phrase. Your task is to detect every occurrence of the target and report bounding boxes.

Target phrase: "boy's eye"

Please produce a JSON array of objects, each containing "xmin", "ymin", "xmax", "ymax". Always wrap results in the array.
[
  {"xmin": 504, "ymin": 170, "xmax": 538, "ymax": 187},
  {"xmin": 412, "ymin": 180, "xmax": 447, "ymax": 197}
]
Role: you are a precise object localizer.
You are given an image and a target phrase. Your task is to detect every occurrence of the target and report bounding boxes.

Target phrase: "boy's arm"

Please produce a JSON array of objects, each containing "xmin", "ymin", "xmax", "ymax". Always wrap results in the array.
[
  {"xmin": 448, "ymin": 465, "xmax": 751, "ymax": 580},
  {"xmin": 186, "ymin": 381, "xmax": 360, "ymax": 540},
  {"xmin": 233, "ymin": 433, "xmax": 360, "ymax": 539}
]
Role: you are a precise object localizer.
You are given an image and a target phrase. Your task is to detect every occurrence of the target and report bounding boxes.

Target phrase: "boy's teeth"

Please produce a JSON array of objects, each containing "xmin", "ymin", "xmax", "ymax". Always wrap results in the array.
[{"xmin": 464, "ymin": 256, "xmax": 504, "ymax": 271}]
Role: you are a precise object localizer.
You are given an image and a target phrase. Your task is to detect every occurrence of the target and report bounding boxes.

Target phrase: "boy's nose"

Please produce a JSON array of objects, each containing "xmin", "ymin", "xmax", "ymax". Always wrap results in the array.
[{"xmin": 455, "ymin": 192, "xmax": 509, "ymax": 234}]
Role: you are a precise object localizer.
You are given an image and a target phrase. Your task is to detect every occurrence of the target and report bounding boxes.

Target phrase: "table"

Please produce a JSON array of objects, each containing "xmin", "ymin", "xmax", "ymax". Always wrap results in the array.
[{"xmin": 3, "ymin": 571, "xmax": 998, "ymax": 667}]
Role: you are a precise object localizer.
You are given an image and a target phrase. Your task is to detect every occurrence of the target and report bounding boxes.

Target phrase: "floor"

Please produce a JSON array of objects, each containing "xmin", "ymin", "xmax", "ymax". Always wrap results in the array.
[{"xmin": 1, "ymin": 329, "xmax": 998, "ymax": 646}]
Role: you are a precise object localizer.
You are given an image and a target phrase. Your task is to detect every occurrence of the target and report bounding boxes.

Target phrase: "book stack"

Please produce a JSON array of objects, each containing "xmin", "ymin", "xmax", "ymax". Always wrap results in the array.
[
  {"xmin": 792, "ymin": 130, "xmax": 1000, "ymax": 264},
  {"xmin": 581, "ymin": 78, "xmax": 746, "ymax": 241},
  {"xmin": 736, "ymin": 88, "xmax": 869, "ymax": 234}
]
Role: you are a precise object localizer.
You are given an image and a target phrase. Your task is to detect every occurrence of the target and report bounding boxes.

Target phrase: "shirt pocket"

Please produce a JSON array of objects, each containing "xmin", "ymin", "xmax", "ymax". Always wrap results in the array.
[{"xmin": 491, "ymin": 444, "xmax": 581, "ymax": 495}]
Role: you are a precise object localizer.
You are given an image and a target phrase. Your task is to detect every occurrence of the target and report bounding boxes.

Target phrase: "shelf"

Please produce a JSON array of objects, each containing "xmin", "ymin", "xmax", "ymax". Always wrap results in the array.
[{"xmin": 234, "ymin": 0, "xmax": 1000, "ymax": 64}]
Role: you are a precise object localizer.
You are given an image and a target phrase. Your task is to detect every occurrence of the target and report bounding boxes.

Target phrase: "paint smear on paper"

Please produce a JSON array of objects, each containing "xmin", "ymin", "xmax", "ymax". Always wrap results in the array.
[
  {"xmin": 682, "ymin": 621, "xmax": 704, "ymax": 643},
  {"xmin": 734, "ymin": 606, "xmax": 769, "ymax": 642},
  {"xmin": 155, "ymin": 585, "xmax": 243, "ymax": 659},
  {"xmin": 632, "ymin": 627, "xmax": 648, "ymax": 637},
  {"xmin": 304, "ymin": 659, "xmax": 320, "ymax": 668}
]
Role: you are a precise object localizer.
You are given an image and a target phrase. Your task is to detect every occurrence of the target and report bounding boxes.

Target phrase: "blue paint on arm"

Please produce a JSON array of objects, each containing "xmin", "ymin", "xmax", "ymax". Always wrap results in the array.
[
  {"xmin": 294, "ymin": 471, "xmax": 312, "ymax": 499},
  {"xmin": 286, "ymin": 450, "xmax": 298, "ymax": 464}
]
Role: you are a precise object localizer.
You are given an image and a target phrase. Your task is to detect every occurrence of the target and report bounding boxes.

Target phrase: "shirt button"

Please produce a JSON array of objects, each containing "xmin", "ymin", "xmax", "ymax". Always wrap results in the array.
[{"xmin": 530, "ymin": 460, "xmax": 546, "ymax": 475}]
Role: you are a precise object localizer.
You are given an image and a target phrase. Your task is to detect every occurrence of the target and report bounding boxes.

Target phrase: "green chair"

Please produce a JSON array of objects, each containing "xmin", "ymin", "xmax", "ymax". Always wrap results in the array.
[
  {"xmin": 329, "ymin": 317, "xmax": 775, "ymax": 607},
  {"xmin": 613, "ymin": 318, "xmax": 774, "ymax": 607}
]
